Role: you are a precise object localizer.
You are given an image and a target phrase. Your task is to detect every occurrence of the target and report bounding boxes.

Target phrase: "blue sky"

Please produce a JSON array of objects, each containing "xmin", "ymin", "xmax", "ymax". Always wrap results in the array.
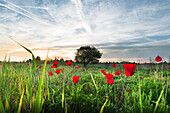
[{"xmin": 0, "ymin": 0, "xmax": 170, "ymax": 62}]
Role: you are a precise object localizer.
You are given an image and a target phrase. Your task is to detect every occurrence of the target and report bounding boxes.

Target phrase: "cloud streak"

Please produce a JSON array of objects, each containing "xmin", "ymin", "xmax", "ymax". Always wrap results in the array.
[{"xmin": 0, "ymin": 0, "xmax": 170, "ymax": 62}]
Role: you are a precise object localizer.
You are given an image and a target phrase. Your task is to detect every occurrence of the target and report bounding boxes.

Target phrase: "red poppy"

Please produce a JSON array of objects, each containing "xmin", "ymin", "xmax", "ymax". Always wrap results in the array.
[
  {"xmin": 38, "ymin": 66, "xmax": 41, "ymax": 68},
  {"xmin": 86, "ymin": 68, "xmax": 88, "ymax": 70},
  {"xmin": 105, "ymin": 73, "xmax": 114, "ymax": 79},
  {"xmin": 27, "ymin": 63, "xmax": 29, "ymax": 66},
  {"xmin": 112, "ymin": 64, "xmax": 116, "ymax": 67},
  {"xmin": 101, "ymin": 70, "xmax": 105, "ymax": 73},
  {"xmin": 60, "ymin": 68, "xmax": 64, "ymax": 70},
  {"xmin": 75, "ymin": 67, "xmax": 79, "ymax": 69},
  {"xmin": 61, "ymin": 70, "xmax": 63, "ymax": 73},
  {"xmin": 49, "ymin": 71, "xmax": 53, "ymax": 76},
  {"xmin": 51, "ymin": 65, "xmax": 57, "ymax": 68},
  {"xmin": 82, "ymin": 69, "xmax": 84, "ymax": 71},
  {"xmin": 155, "ymin": 56, "xmax": 162, "ymax": 62},
  {"xmin": 129, "ymin": 99, "xmax": 131, "ymax": 101},
  {"xmin": 107, "ymin": 79, "xmax": 114, "ymax": 85},
  {"xmin": 66, "ymin": 61, "xmax": 72, "ymax": 66},
  {"xmin": 78, "ymin": 66, "xmax": 80, "ymax": 68},
  {"xmin": 72, "ymin": 76, "xmax": 79, "ymax": 83},
  {"xmin": 169, "ymin": 67, "xmax": 170, "ymax": 69},
  {"xmin": 127, "ymin": 90, "xmax": 130, "ymax": 93},
  {"xmin": 123, "ymin": 63, "xmax": 136, "ymax": 76},
  {"xmin": 0, "ymin": 64, "xmax": 2, "ymax": 66},
  {"xmin": 115, "ymin": 70, "xmax": 121, "ymax": 76},
  {"xmin": 116, "ymin": 98, "xmax": 118, "ymax": 101},
  {"xmin": 52, "ymin": 61, "xmax": 58, "ymax": 66},
  {"xmin": 103, "ymin": 72, "xmax": 107, "ymax": 75},
  {"xmin": 55, "ymin": 70, "xmax": 60, "ymax": 74}
]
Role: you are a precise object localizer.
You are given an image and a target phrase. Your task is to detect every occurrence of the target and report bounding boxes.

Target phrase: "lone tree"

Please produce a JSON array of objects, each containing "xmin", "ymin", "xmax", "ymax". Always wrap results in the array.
[{"xmin": 75, "ymin": 46, "xmax": 102, "ymax": 67}]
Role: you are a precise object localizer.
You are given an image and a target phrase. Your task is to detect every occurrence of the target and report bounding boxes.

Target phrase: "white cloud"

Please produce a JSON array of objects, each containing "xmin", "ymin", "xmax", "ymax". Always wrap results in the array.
[{"xmin": 0, "ymin": 0, "xmax": 170, "ymax": 61}]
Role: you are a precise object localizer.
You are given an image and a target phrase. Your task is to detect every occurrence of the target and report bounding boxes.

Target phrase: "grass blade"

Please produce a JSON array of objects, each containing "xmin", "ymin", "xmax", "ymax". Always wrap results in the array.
[
  {"xmin": 0, "ymin": 99, "xmax": 5, "ymax": 113},
  {"xmin": 100, "ymin": 96, "xmax": 109, "ymax": 113},
  {"xmin": 153, "ymin": 85, "xmax": 166, "ymax": 113},
  {"xmin": 17, "ymin": 88, "xmax": 25, "ymax": 113},
  {"xmin": 10, "ymin": 37, "xmax": 37, "ymax": 69}
]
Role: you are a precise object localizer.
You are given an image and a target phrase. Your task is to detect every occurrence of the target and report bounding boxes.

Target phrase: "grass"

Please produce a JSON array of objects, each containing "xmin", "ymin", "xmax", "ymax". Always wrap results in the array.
[
  {"xmin": 0, "ymin": 40, "xmax": 169, "ymax": 112},
  {"xmin": 0, "ymin": 61, "xmax": 169, "ymax": 113}
]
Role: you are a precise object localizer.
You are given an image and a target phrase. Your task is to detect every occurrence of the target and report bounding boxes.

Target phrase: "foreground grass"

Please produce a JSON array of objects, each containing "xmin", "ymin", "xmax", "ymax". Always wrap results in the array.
[{"xmin": 0, "ymin": 62, "xmax": 169, "ymax": 113}]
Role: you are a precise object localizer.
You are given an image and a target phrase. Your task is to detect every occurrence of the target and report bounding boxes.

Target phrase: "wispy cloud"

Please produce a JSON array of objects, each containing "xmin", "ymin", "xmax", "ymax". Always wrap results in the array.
[{"xmin": 0, "ymin": 0, "xmax": 170, "ymax": 62}]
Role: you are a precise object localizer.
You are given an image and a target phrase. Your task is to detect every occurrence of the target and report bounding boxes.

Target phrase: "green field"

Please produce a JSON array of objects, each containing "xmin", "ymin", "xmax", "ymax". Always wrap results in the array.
[{"xmin": 0, "ymin": 61, "xmax": 169, "ymax": 113}]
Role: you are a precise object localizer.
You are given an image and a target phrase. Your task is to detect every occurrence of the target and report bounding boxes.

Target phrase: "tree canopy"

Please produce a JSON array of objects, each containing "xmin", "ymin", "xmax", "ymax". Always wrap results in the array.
[{"xmin": 75, "ymin": 46, "xmax": 102, "ymax": 67}]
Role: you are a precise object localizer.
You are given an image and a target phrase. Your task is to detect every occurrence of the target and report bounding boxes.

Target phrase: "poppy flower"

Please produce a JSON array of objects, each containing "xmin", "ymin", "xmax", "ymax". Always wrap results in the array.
[
  {"xmin": 155, "ymin": 56, "xmax": 162, "ymax": 62},
  {"xmin": 105, "ymin": 73, "xmax": 114, "ymax": 79},
  {"xmin": 112, "ymin": 64, "xmax": 116, "ymax": 67},
  {"xmin": 27, "ymin": 63, "xmax": 29, "ymax": 66},
  {"xmin": 127, "ymin": 90, "xmax": 130, "ymax": 93},
  {"xmin": 78, "ymin": 66, "xmax": 80, "ymax": 68},
  {"xmin": 55, "ymin": 70, "xmax": 60, "ymax": 74},
  {"xmin": 49, "ymin": 71, "xmax": 53, "ymax": 76},
  {"xmin": 52, "ymin": 61, "xmax": 58, "ymax": 66},
  {"xmin": 129, "ymin": 99, "xmax": 131, "ymax": 101},
  {"xmin": 123, "ymin": 63, "xmax": 136, "ymax": 76},
  {"xmin": 61, "ymin": 70, "xmax": 63, "ymax": 73},
  {"xmin": 116, "ymin": 98, "xmax": 118, "ymax": 101},
  {"xmin": 38, "ymin": 66, "xmax": 41, "ymax": 68},
  {"xmin": 107, "ymin": 79, "xmax": 114, "ymax": 85},
  {"xmin": 115, "ymin": 70, "xmax": 121, "ymax": 76},
  {"xmin": 86, "ymin": 68, "xmax": 88, "ymax": 70},
  {"xmin": 169, "ymin": 67, "xmax": 170, "ymax": 69},
  {"xmin": 51, "ymin": 65, "xmax": 57, "ymax": 68},
  {"xmin": 66, "ymin": 61, "xmax": 72, "ymax": 66},
  {"xmin": 75, "ymin": 67, "xmax": 79, "ymax": 69},
  {"xmin": 101, "ymin": 70, "xmax": 105, "ymax": 73},
  {"xmin": 0, "ymin": 64, "xmax": 2, "ymax": 66},
  {"xmin": 72, "ymin": 76, "xmax": 79, "ymax": 83},
  {"xmin": 60, "ymin": 68, "xmax": 64, "ymax": 70},
  {"xmin": 103, "ymin": 72, "xmax": 107, "ymax": 75},
  {"xmin": 82, "ymin": 69, "xmax": 85, "ymax": 71}
]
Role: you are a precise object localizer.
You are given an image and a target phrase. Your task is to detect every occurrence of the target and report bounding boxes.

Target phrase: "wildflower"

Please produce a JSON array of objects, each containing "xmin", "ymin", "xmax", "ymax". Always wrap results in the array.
[
  {"xmin": 86, "ymin": 68, "xmax": 88, "ymax": 70},
  {"xmin": 52, "ymin": 61, "xmax": 58, "ymax": 66},
  {"xmin": 82, "ymin": 69, "xmax": 85, "ymax": 71},
  {"xmin": 66, "ymin": 61, "xmax": 72, "ymax": 66},
  {"xmin": 112, "ymin": 64, "xmax": 116, "ymax": 67},
  {"xmin": 105, "ymin": 73, "xmax": 114, "ymax": 79},
  {"xmin": 51, "ymin": 65, "xmax": 57, "ymax": 68},
  {"xmin": 101, "ymin": 70, "xmax": 105, "ymax": 73},
  {"xmin": 72, "ymin": 76, "xmax": 79, "ymax": 83},
  {"xmin": 115, "ymin": 70, "xmax": 121, "ymax": 76},
  {"xmin": 49, "ymin": 71, "xmax": 53, "ymax": 76},
  {"xmin": 60, "ymin": 68, "xmax": 64, "ymax": 70},
  {"xmin": 116, "ymin": 98, "xmax": 118, "ymax": 101},
  {"xmin": 127, "ymin": 90, "xmax": 130, "ymax": 93},
  {"xmin": 103, "ymin": 72, "xmax": 107, "ymax": 75},
  {"xmin": 0, "ymin": 64, "xmax": 2, "ymax": 66},
  {"xmin": 38, "ymin": 66, "xmax": 41, "ymax": 68},
  {"xmin": 169, "ymin": 67, "xmax": 170, "ymax": 69},
  {"xmin": 155, "ymin": 56, "xmax": 162, "ymax": 62},
  {"xmin": 55, "ymin": 70, "xmax": 60, "ymax": 74},
  {"xmin": 107, "ymin": 79, "xmax": 114, "ymax": 85},
  {"xmin": 123, "ymin": 63, "xmax": 136, "ymax": 76},
  {"xmin": 27, "ymin": 63, "xmax": 29, "ymax": 66}
]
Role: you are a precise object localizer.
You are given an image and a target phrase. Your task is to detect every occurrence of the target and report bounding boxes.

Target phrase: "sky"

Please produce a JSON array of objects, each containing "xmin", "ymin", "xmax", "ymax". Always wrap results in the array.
[{"xmin": 0, "ymin": 0, "xmax": 170, "ymax": 63}]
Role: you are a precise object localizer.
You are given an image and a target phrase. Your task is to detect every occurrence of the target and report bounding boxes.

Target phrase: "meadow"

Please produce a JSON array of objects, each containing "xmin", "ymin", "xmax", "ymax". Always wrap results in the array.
[
  {"xmin": 0, "ymin": 41, "xmax": 169, "ymax": 113},
  {"xmin": 0, "ymin": 59, "xmax": 169, "ymax": 113}
]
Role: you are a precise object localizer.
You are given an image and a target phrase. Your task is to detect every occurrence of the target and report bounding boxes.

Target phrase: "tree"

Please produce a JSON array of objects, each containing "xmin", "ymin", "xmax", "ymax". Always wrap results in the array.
[{"xmin": 75, "ymin": 46, "xmax": 102, "ymax": 67}]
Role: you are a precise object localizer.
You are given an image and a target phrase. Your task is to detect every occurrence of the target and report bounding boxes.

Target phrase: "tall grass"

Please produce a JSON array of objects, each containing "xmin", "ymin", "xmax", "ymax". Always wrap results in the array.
[{"xmin": 0, "ymin": 40, "xmax": 169, "ymax": 112}]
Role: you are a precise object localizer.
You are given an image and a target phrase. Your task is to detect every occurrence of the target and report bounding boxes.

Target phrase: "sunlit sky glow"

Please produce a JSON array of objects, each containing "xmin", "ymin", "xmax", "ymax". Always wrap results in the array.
[{"xmin": 0, "ymin": 0, "xmax": 170, "ymax": 62}]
